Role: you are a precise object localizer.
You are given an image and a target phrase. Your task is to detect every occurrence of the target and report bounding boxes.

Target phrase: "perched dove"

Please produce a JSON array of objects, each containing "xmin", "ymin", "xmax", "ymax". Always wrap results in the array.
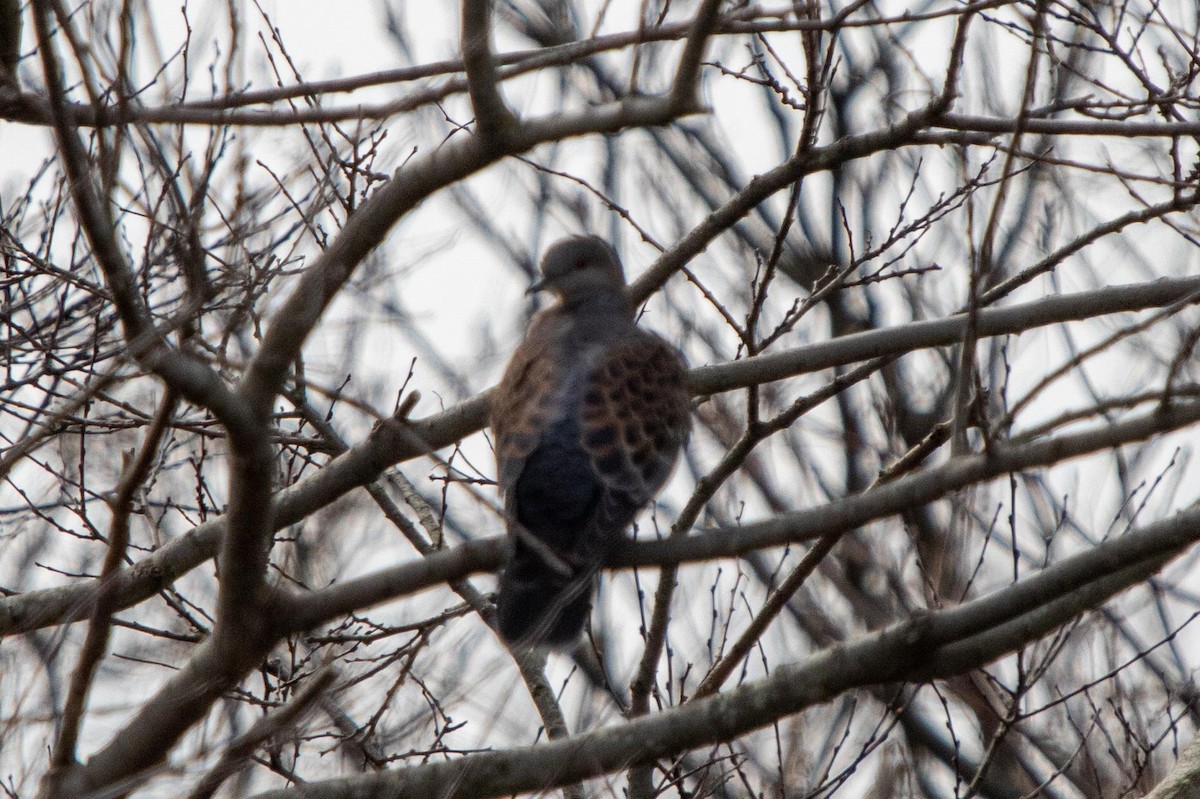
[{"xmin": 492, "ymin": 236, "xmax": 691, "ymax": 647}]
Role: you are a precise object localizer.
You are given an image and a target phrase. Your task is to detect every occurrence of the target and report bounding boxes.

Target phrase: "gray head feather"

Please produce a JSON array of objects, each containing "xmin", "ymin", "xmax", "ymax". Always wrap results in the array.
[{"xmin": 529, "ymin": 235, "xmax": 626, "ymax": 301}]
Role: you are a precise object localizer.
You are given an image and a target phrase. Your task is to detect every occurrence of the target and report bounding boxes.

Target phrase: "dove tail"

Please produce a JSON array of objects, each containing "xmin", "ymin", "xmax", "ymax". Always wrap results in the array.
[{"xmin": 496, "ymin": 548, "xmax": 595, "ymax": 648}]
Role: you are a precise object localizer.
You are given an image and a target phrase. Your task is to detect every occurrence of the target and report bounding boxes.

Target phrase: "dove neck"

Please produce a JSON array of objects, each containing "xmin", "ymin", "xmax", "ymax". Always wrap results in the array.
[{"xmin": 559, "ymin": 288, "xmax": 631, "ymax": 318}]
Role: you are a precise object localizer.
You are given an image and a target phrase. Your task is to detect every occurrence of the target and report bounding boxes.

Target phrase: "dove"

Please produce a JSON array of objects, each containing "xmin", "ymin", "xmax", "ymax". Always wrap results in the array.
[{"xmin": 491, "ymin": 235, "xmax": 690, "ymax": 647}]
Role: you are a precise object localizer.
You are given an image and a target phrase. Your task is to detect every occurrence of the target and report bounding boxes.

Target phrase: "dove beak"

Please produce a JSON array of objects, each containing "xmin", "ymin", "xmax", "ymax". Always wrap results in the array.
[{"xmin": 526, "ymin": 277, "xmax": 548, "ymax": 295}]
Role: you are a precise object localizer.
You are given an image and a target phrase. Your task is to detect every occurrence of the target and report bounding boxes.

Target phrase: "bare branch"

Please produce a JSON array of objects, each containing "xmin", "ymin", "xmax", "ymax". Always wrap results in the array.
[
  {"xmin": 246, "ymin": 504, "xmax": 1200, "ymax": 799},
  {"xmin": 184, "ymin": 667, "xmax": 337, "ymax": 799},
  {"xmin": 461, "ymin": 0, "xmax": 517, "ymax": 145}
]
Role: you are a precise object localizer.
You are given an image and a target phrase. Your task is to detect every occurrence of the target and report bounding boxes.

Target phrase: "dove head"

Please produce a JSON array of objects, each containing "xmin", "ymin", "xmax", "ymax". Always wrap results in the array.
[{"xmin": 530, "ymin": 236, "xmax": 627, "ymax": 308}]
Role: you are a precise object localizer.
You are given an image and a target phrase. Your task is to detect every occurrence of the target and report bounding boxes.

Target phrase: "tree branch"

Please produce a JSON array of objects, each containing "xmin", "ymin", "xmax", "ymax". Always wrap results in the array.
[
  {"xmin": 184, "ymin": 667, "xmax": 337, "ymax": 799},
  {"xmin": 246, "ymin": 503, "xmax": 1200, "ymax": 799},
  {"xmin": 461, "ymin": 0, "xmax": 516, "ymax": 145},
  {"xmin": 278, "ymin": 398, "xmax": 1200, "ymax": 629}
]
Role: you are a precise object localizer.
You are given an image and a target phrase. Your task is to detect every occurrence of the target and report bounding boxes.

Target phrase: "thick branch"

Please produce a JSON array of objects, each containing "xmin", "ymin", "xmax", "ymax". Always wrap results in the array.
[
  {"xmin": 247, "ymin": 504, "xmax": 1200, "ymax": 799},
  {"xmin": 686, "ymin": 276, "xmax": 1200, "ymax": 396},
  {"xmin": 938, "ymin": 112, "xmax": 1200, "ymax": 137},
  {"xmin": 278, "ymin": 398, "xmax": 1200, "ymax": 628},
  {"xmin": 461, "ymin": 0, "xmax": 516, "ymax": 144},
  {"xmin": 668, "ymin": 0, "xmax": 724, "ymax": 113}
]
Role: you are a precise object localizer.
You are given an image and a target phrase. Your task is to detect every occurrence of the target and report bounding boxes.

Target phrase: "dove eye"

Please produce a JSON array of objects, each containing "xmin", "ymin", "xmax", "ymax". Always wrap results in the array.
[{"xmin": 574, "ymin": 258, "xmax": 588, "ymax": 271}]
